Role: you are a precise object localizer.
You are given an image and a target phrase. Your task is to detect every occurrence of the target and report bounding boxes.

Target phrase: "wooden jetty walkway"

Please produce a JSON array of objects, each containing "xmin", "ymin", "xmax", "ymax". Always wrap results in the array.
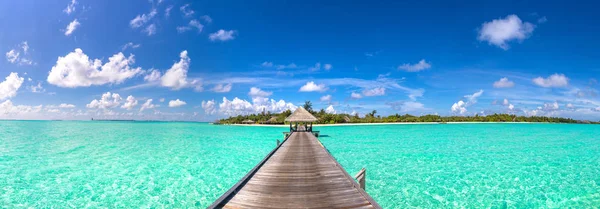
[{"xmin": 209, "ymin": 108, "xmax": 381, "ymax": 209}]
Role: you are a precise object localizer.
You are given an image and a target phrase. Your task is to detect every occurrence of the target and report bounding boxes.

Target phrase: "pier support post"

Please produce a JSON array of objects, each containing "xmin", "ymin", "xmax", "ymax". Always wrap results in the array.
[{"xmin": 354, "ymin": 168, "xmax": 366, "ymax": 191}]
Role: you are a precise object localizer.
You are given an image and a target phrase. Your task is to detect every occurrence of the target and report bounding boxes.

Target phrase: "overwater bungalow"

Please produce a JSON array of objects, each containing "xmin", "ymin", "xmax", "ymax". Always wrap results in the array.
[{"xmin": 285, "ymin": 107, "xmax": 318, "ymax": 132}]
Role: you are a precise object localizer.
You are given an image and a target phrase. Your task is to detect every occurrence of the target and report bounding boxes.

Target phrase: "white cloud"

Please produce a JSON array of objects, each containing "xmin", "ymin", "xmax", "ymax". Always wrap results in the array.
[
  {"xmin": 219, "ymin": 97, "xmax": 252, "ymax": 115},
  {"xmin": 139, "ymin": 99, "xmax": 156, "ymax": 112},
  {"xmin": 177, "ymin": 19, "xmax": 204, "ymax": 33},
  {"xmin": 0, "ymin": 72, "xmax": 24, "ymax": 100},
  {"xmin": 508, "ymin": 104, "xmax": 515, "ymax": 110},
  {"xmin": 351, "ymin": 92, "xmax": 362, "ymax": 99},
  {"xmin": 451, "ymin": 90, "xmax": 484, "ymax": 115},
  {"xmin": 277, "ymin": 63, "xmax": 297, "ymax": 70},
  {"xmin": 308, "ymin": 63, "xmax": 321, "ymax": 71},
  {"xmin": 478, "ymin": 14, "xmax": 535, "ymax": 50},
  {"xmin": 122, "ymin": 42, "xmax": 141, "ymax": 51},
  {"xmin": 262, "ymin": 62, "xmax": 297, "ymax": 70},
  {"xmin": 47, "ymin": 48, "xmax": 143, "ymax": 88},
  {"xmin": 503, "ymin": 98, "xmax": 509, "ymax": 106},
  {"xmin": 209, "ymin": 30, "xmax": 236, "ymax": 41},
  {"xmin": 397, "ymin": 59, "xmax": 431, "ymax": 72},
  {"xmin": 451, "ymin": 100, "xmax": 467, "ymax": 114},
  {"xmin": 308, "ymin": 62, "xmax": 333, "ymax": 71},
  {"xmin": 299, "ymin": 81, "xmax": 327, "ymax": 92},
  {"xmin": 201, "ymin": 15, "xmax": 213, "ymax": 23},
  {"xmin": 176, "ymin": 27, "xmax": 188, "ymax": 33},
  {"xmin": 144, "ymin": 69, "xmax": 162, "ymax": 82},
  {"xmin": 532, "ymin": 74, "xmax": 569, "ymax": 88},
  {"xmin": 64, "ymin": 19, "xmax": 80, "ymax": 36},
  {"xmin": 261, "ymin": 62, "xmax": 273, "ymax": 67},
  {"xmin": 21, "ymin": 42, "xmax": 29, "ymax": 54},
  {"xmin": 165, "ymin": 5, "xmax": 173, "ymax": 17},
  {"xmin": 201, "ymin": 100, "xmax": 216, "ymax": 115},
  {"xmin": 401, "ymin": 101, "xmax": 426, "ymax": 112},
  {"xmin": 187, "ymin": 20, "xmax": 203, "ymax": 33},
  {"xmin": 5, "ymin": 50, "xmax": 19, "ymax": 63},
  {"xmin": 566, "ymin": 103, "xmax": 574, "ymax": 109},
  {"xmin": 320, "ymin": 94, "xmax": 332, "ymax": 102},
  {"xmin": 493, "ymin": 77, "xmax": 515, "ymax": 88},
  {"xmin": 248, "ymin": 87, "xmax": 272, "ymax": 98},
  {"xmin": 121, "ymin": 95, "xmax": 138, "ymax": 110},
  {"xmin": 144, "ymin": 24, "xmax": 157, "ymax": 36},
  {"xmin": 86, "ymin": 92, "xmax": 122, "ymax": 109},
  {"xmin": 219, "ymin": 97, "xmax": 297, "ymax": 115},
  {"xmin": 0, "ymin": 100, "xmax": 42, "ymax": 116},
  {"xmin": 29, "ymin": 82, "xmax": 45, "ymax": 93},
  {"xmin": 63, "ymin": 0, "xmax": 77, "ymax": 14},
  {"xmin": 45, "ymin": 103, "xmax": 76, "ymax": 110},
  {"xmin": 46, "ymin": 108, "xmax": 61, "ymax": 113},
  {"xmin": 543, "ymin": 101, "xmax": 559, "ymax": 111},
  {"xmin": 325, "ymin": 105, "xmax": 336, "ymax": 114},
  {"xmin": 59, "ymin": 103, "xmax": 76, "ymax": 108},
  {"xmin": 212, "ymin": 83, "xmax": 232, "ymax": 93},
  {"xmin": 538, "ymin": 16, "xmax": 548, "ymax": 24},
  {"xmin": 251, "ymin": 97, "xmax": 296, "ymax": 115},
  {"xmin": 362, "ymin": 87, "xmax": 386, "ymax": 96},
  {"xmin": 388, "ymin": 101, "xmax": 427, "ymax": 112},
  {"xmin": 5, "ymin": 42, "xmax": 34, "ymax": 65},
  {"xmin": 130, "ymin": 9, "xmax": 158, "ymax": 28},
  {"xmin": 180, "ymin": 4, "xmax": 195, "ymax": 17},
  {"xmin": 19, "ymin": 58, "xmax": 33, "ymax": 65},
  {"xmin": 159, "ymin": 98, "xmax": 165, "ymax": 102},
  {"xmin": 159, "ymin": 50, "xmax": 201, "ymax": 91},
  {"xmin": 168, "ymin": 99, "xmax": 186, "ymax": 107},
  {"xmin": 408, "ymin": 89, "xmax": 424, "ymax": 101},
  {"xmin": 465, "ymin": 89, "xmax": 484, "ymax": 104}
]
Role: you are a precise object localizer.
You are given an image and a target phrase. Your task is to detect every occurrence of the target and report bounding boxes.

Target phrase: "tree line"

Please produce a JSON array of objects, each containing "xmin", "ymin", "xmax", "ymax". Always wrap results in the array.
[{"xmin": 217, "ymin": 101, "xmax": 597, "ymax": 124}]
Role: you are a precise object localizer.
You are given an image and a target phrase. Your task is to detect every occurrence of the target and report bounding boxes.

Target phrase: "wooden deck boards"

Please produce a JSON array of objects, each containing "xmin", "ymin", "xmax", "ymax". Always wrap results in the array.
[{"xmin": 209, "ymin": 132, "xmax": 381, "ymax": 209}]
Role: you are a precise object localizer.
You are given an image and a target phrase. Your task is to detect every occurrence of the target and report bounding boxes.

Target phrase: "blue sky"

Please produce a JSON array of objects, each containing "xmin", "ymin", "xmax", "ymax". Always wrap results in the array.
[{"xmin": 1, "ymin": 0, "xmax": 599, "ymax": 121}]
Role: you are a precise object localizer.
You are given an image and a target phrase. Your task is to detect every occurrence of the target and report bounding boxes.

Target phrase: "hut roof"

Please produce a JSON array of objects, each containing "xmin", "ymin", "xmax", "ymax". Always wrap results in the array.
[
  {"xmin": 267, "ymin": 117, "xmax": 279, "ymax": 123},
  {"xmin": 343, "ymin": 116, "xmax": 351, "ymax": 123},
  {"xmin": 242, "ymin": 119, "xmax": 255, "ymax": 123},
  {"xmin": 285, "ymin": 107, "xmax": 318, "ymax": 122}
]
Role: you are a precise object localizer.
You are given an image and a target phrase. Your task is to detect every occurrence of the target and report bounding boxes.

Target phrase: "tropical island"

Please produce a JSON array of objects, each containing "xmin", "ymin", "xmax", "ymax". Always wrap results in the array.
[{"xmin": 217, "ymin": 101, "xmax": 598, "ymax": 125}]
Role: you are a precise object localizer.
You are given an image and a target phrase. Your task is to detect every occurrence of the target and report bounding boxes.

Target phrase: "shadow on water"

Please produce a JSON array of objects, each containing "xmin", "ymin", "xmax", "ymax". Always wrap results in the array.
[{"xmin": 319, "ymin": 135, "xmax": 330, "ymax": 138}]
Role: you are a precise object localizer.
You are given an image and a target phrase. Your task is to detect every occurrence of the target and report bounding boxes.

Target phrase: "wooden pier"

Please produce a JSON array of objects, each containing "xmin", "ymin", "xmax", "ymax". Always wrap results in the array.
[
  {"xmin": 209, "ymin": 107, "xmax": 380, "ymax": 208},
  {"xmin": 208, "ymin": 130, "xmax": 381, "ymax": 208}
]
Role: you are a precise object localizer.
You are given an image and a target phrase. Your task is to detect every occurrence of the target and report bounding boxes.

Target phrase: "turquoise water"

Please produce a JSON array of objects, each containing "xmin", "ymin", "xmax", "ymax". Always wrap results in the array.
[
  {"xmin": 318, "ymin": 124, "xmax": 600, "ymax": 208},
  {"xmin": 1, "ymin": 121, "xmax": 599, "ymax": 208}
]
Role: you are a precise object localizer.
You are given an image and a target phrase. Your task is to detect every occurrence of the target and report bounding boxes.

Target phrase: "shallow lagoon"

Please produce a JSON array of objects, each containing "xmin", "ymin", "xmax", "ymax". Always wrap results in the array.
[{"xmin": 1, "ymin": 121, "xmax": 598, "ymax": 208}]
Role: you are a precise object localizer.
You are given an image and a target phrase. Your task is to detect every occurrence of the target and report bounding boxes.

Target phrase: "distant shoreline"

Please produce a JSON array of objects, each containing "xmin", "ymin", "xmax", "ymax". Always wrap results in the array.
[{"xmin": 222, "ymin": 121, "xmax": 545, "ymax": 127}]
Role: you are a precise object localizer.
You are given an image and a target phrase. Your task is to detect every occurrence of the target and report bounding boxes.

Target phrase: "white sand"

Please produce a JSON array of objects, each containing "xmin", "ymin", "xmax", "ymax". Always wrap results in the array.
[{"xmin": 224, "ymin": 121, "xmax": 534, "ymax": 127}]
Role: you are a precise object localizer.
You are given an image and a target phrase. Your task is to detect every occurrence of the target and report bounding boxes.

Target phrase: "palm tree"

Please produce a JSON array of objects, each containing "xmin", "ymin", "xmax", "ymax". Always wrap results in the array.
[
  {"xmin": 367, "ymin": 110, "xmax": 377, "ymax": 117},
  {"xmin": 303, "ymin": 101, "xmax": 313, "ymax": 112}
]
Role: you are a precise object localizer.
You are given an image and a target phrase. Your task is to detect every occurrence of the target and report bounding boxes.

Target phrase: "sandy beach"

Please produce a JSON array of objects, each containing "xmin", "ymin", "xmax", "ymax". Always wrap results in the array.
[{"xmin": 224, "ymin": 121, "xmax": 535, "ymax": 127}]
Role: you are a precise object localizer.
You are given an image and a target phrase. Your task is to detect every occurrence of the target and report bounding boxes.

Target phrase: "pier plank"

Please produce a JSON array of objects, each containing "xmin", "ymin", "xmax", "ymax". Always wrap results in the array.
[{"xmin": 208, "ymin": 132, "xmax": 381, "ymax": 209}]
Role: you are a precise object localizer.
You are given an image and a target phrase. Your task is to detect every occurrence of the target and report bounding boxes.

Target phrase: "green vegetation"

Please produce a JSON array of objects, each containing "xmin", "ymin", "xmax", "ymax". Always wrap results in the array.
[{"xmin": 218, "ymin": 107, "xmax": 597, "ymax": 124}]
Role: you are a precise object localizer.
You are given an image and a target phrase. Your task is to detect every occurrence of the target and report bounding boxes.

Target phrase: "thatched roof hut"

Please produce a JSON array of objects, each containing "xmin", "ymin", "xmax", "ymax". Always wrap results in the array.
[
  {"xmin": 285, "ymin": 107, "xmax": 318, "ymax": 122},
  {"xmin": 241, "ymin": 119, "xmax": 255, "ymax": 124},
  {"xmin": 343, "ymin": 116, "xmax": 351, "ymax": 123},
  {"xmin": 266, "ymin": 116, "xmax": 279, "ymax": 124}
]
